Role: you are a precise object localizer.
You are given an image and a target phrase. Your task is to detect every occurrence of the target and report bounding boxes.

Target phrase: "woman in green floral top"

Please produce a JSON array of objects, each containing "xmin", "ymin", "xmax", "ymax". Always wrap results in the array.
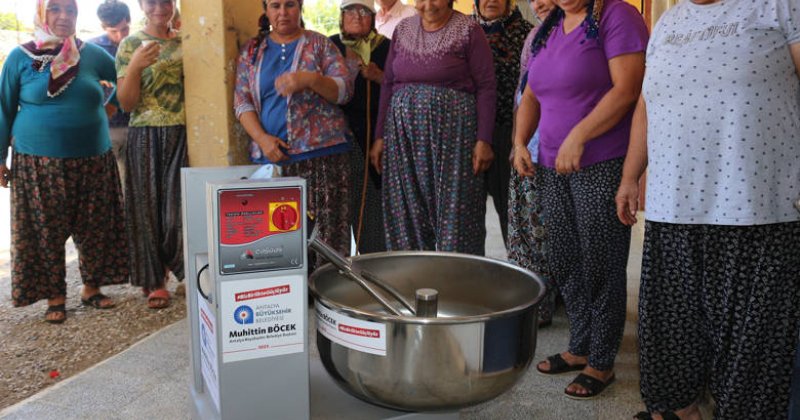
[{"xmin": 116, "ymin": 0, "xmax": 185, "ymax": 309}]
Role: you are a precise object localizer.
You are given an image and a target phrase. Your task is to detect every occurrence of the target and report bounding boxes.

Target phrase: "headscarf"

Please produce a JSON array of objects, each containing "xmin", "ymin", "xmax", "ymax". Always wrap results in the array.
[
  {"xmin": 20, "ymin": 0, "xmax": 82, "ymax": 98},
  {"xmin": 341, "ymin": 31, "xmax": 385, "ymax": 65},
  {"xmin": 530, "ymin": 0, "xmax": 604, "ymax": 58},
  {"xmin": 474, "ymin": 0, "xmax": 518, "ymax": 27},
  {"xmin": 473, "ymin": 5, "xmax": 532, "ymax": 128}
]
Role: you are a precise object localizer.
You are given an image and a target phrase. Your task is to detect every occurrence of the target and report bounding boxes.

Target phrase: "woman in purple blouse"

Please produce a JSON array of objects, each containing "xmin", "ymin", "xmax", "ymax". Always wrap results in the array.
[
  {"xmin": 513, "ymin": 0, "xmax": 647, "ymax": 399},
  {"xmin": 370, "ymin": 0, "xmax": 496, "ymax": 255}
]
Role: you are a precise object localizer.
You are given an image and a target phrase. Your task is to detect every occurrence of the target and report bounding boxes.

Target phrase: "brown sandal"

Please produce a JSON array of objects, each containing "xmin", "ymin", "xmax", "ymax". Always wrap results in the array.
[{"xmin": 147, "ymin": 289, "xmax": 171, "ymax": 309}]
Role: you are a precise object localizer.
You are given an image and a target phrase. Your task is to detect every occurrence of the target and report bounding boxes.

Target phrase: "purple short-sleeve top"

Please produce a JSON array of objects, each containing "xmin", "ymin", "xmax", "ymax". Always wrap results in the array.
[{"xmin": 527, "ymin": 0, "xmax": 648, "ymax": 169}]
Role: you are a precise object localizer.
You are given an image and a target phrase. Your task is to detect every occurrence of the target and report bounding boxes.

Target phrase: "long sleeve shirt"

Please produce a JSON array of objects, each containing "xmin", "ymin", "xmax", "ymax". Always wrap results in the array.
[
  {"xmin": 0, "ymin": 43, "xmax": 117, "ymax": 162},
  {"xmin": 375, "ymin": 12, "xmax": 497, "ymax": 143}
]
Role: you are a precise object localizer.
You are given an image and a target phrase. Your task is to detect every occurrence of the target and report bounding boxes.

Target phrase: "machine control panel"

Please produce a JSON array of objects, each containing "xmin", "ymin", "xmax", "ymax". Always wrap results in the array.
[{"xmin": 217, "ymin": 187, "xmax": 304, "ymax": 274}]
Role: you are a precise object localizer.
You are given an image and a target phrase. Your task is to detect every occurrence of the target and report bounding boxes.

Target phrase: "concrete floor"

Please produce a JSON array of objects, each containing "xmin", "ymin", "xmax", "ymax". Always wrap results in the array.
[{"xmin": 0, "ymin": 200, "xmax": 651, "ymax": 420}]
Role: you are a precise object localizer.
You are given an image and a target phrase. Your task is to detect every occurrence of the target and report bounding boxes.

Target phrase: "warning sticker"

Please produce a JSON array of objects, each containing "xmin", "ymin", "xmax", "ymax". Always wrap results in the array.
[
  {"xmin": 315, "ymin": 303, "xmax": 387, "ymax": 356},
  {"xmin": 220, "ymin": 276, "xmax": 305, "ymax": 363}
]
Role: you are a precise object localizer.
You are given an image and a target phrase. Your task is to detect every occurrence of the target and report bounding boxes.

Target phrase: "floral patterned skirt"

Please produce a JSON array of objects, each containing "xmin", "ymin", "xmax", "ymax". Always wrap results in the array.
[
  {"xmin": 506, "ymin": 166, "xmax": 555, "ymax": 323},
  {"xmin": 382, "ymin": 85, "xmax": 486, "ymax": 255},
  {"xmin": 10, "ymin": 151, "xmax": 129, "ymax": 306},
  {"xmin": 283, "ymin": 152, "xmax": 351, "ymax": 272}
]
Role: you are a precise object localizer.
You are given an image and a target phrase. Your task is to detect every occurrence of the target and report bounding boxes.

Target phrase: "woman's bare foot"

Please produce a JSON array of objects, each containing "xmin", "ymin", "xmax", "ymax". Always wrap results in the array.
[
  {"xmin": 81, "ymin": 285, "xmax": 114, "ymax": 308},
  {"xmin": 46, "ymin": 296, "xmax": 67, "ymax": 323},
  {"xmin": 565, "ymin": 366, "xmax": 614, "ymax": 396},
  {"xmin": 537, "ymin": 351, "xmax": 588, "ymax": 372},
  {"xmin": 146, "ymin": 270, "xmax": 172, "ymax": 309},
  {"xmin": 666, "ymin": 404, "xmax": 702, "ymax": 420},
  {"xmin": 147, "ymin": 288, "xmax": 170, "ymax": 309}
]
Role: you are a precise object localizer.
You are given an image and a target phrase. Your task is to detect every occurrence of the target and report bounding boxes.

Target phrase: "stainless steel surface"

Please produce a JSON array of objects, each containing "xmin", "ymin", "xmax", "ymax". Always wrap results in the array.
[
  {"xmin": 361, "ymin": 269, "xmax": 417, "ymax": 314},
  {"xmin": 310, "ymin": 252, "xmax": 545, "ymax": 411},
  {"xmin": 309, "ymin": 236, "xmax": 405, "ymax": 316},
  {"xmin": 415, "ymin": 289, "xmax": 439, "ymax": 318}
]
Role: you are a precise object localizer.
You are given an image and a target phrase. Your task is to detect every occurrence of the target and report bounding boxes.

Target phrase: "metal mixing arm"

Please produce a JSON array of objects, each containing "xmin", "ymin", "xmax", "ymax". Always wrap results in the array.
[{"xmin": 308, "ymin": 229, "xmax": 407, "ymax": 317}]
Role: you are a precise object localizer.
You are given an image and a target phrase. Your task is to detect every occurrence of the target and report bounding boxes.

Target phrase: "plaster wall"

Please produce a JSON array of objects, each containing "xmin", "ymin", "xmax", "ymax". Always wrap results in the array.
[{"xmin": 182, "ymin": 0, "xmax": 262, "ymax": 167}]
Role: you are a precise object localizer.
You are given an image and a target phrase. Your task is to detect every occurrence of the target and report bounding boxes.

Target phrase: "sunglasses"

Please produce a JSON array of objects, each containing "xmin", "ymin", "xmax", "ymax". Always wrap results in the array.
[{"xmin": 343, "ymin": 7, "xmax": 373, "ymax": 17}]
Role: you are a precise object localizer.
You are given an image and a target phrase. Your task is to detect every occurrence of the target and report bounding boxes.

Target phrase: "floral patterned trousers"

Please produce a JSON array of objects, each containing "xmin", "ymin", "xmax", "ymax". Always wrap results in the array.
[{"xmin": 10, "ymin": 151, "xmax": 129, "ymax": 306}]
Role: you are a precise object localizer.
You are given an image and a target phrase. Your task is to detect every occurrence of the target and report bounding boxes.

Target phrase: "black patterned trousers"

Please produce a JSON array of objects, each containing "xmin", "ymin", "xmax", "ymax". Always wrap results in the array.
[
  {"xmin": 639, "ymin": 221, "xmax": 800, "ymax": 419},
  {"xmin": 484, "ymin": 123, "xmax": 513, "ymax": 247},
  {"xmin": 125, "ymin": 126, "xmax": 186, "ymax": 289},
  {"xmin": 538, "ymin": 158, "xmax": 630, "ymax": 371},
  {"xmin": 284, "ymin": 152, "xmax": 351, "ymax": 272}
]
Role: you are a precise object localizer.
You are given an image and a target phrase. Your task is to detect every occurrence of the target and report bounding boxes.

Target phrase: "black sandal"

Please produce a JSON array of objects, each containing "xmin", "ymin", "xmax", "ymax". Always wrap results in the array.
[
  {"xmin": 536, "ymin": 353, "xmax": 587, "ymax": 375},
  {"xmin": 44, "ymin": 304, "xmax": 67, "ymax": 324},
  {"xmin": 634, "ymin": 411, "xmax": 680, "ymax": 420},
  {"xmin": 564, "ymin": 373, "xmax": 615, "ymax": 400},
  {"xmin": 81, "ymin": 293, "xmax": 115, "ymax": 309}
]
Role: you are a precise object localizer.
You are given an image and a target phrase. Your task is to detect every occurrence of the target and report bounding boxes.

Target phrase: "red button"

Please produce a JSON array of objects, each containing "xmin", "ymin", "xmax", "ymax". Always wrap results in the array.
[{"xmin": 272, "ymin": 204, "xmax": 298, "ymax": 231}]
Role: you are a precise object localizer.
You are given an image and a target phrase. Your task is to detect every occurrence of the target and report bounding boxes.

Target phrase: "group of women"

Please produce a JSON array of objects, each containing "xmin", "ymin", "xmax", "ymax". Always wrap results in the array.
[
  {"xmin": 234, "ymin": 0, "xmax": 800, "ymax": 417},
  {"xmin": 0, "ymin": 0, "xmax": 185, "ymax": 322},
  {"xmin": 1, "ymin": 0, "xmax": 798, "ymax": 418}
]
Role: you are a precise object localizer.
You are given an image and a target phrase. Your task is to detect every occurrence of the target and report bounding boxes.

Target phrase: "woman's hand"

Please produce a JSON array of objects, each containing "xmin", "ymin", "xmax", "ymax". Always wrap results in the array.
[
  {"xmin": 128, "ymin": 42, "xmax": 160, "ymax": 73},
  {"xmin": 472, "ymin": 141, "xmax": 494, "ymax": 175},
  {"xmin": 615, "ymin": 178, "xmax": 640, "ymax": 226},
  {"xmin": 275, "ymin": 71, "xmax": 318, "ymax": 97},
  {"xmin": 370, "ymin": 138, "xmax": 384, "ymax": 174},
  {"xmin": 512, "ymin": 144, "xmax": 535, "ymax": 178},
  {"xmin": 555, "ymin": 129, "xmax": 586, "ymax": 174},
  {"xmin": 0, "ymin": 164, "xmax": 10, "ymax": 188},
  {"xmin": 360, "ymin": 63, "xmax": 384, "ymax": 84},
  {"xmin": 255, "ymin": 133, "xmax": 290, "ymax": 162}
]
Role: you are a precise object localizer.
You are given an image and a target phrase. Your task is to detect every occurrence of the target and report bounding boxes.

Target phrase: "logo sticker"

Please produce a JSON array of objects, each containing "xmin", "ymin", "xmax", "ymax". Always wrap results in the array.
[{"xmin": 234, "ymin": 305, "xmax": 254, "ymax": 324}]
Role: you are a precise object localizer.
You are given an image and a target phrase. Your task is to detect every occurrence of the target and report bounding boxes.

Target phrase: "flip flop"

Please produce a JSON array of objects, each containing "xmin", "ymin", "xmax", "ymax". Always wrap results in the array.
[
  {"xmin": 81, "ymin": 293, "xmax": 115, "ymax": 309},
  {"xmin": 564, "ymin": 373, "xmax": 615, "ymax": 400},
  {"xmin": 634, "ymin": 412, "xmax": 680, "ymax": 420},
  {"xmin": 536, "ymin": 353, "xmax": 587, "ymax": 375},
  {"xmin": 147, "ymin": 289, "xmax": 171, "ymax": 309},
  {"xmin": 44, "ymin": 304, "xmax": 67, "ymax": 324}
]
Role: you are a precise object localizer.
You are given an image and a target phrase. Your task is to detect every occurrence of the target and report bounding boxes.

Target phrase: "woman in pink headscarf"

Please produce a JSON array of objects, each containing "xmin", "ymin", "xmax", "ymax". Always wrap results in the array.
[{"xmin": 0, "ymin": 0, "xmax": 129, "ymax": 323}]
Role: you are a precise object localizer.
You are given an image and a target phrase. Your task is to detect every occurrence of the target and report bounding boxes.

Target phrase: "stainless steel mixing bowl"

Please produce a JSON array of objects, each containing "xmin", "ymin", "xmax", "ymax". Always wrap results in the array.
[{"xmin": 309, "ymin": 251, "xmax": 546, "ymax": 411}]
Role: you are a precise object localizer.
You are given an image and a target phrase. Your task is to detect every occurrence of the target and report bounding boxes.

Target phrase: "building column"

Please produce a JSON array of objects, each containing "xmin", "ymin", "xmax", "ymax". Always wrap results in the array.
[{"xmin": 181, "ymin": 0, "xmax": 263, "ymax": 167}]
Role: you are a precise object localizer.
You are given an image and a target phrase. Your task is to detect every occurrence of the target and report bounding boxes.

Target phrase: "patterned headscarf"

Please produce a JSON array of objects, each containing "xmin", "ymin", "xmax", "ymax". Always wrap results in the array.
[
  {"xmin": 530, "ymin": 0, "xmax": 604, "ymax": 58},
  {"xmin": 341, "ymin": 31, "xmax": 385, "ymax": 65},
  {"xmin": 474, "ymin": 0, "xmax": 518, "ymax": 23},
  {"xmin": 21, "ymin": 0, "xmax": 82, "ymax": 97}
]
